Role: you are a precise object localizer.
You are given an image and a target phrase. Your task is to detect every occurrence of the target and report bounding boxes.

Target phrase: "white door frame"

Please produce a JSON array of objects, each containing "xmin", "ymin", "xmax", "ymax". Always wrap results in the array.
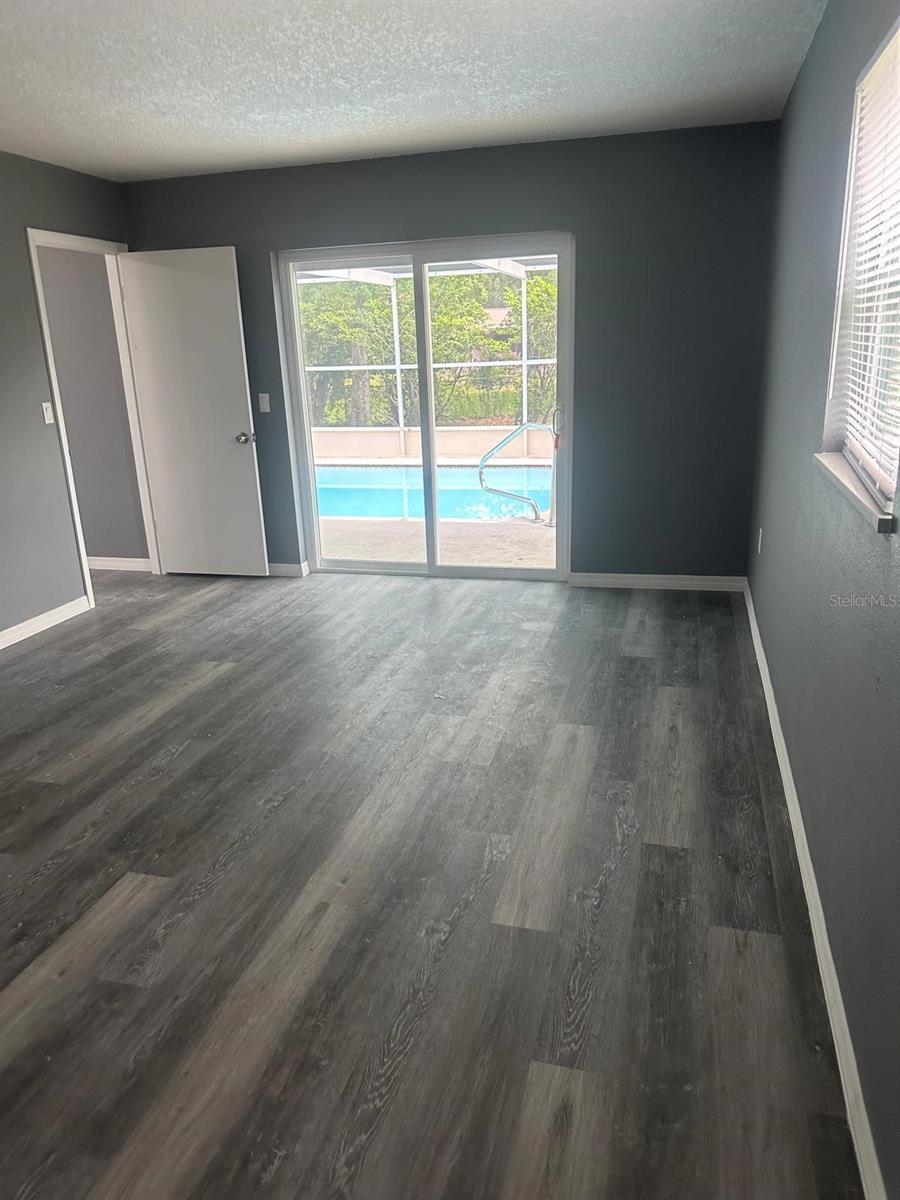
[
  {"xmin": 26, "ymin": 228, "xmax": 162, "ymax": 590},
  {"xmin": 276, "ymin": 231, "xmax": 575, "ymax": 581}
]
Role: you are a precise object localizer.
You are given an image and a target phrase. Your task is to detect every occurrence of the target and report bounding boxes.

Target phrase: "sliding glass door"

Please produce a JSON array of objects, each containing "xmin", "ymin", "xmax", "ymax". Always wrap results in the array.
[
  {"xmin": 424, "ymin": 254, "xmax": 559, "ymax": 570},
  {"xmin": 282, "ymin": 234, "xmax": 571, "ymax": 579},
  {"xmin": 291, "ymin": 257, "xmax": 426, "ymax": 567}
]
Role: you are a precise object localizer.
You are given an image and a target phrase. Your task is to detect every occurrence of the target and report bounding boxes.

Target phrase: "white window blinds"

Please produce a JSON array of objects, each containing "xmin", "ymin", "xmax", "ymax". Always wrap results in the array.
[{"xmin": 825, "ymin": 27, "xmax": 900, "ymax": 510}]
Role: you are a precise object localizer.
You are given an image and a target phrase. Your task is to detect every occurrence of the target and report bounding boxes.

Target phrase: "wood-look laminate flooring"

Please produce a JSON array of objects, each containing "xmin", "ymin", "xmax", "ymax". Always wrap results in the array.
[{"xmin": 0, "ymin": 571, "xmax": 862, "ymax": 1199}]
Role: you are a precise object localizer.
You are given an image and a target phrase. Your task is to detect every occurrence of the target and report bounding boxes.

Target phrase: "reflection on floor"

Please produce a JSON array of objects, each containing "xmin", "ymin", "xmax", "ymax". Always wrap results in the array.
[{"xmin": 319, "ymin": 516, "xmax": 556, "ymax": 568}]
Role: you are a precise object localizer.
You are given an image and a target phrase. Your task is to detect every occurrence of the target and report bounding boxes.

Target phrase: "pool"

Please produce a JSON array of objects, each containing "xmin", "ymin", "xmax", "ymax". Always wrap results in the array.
[{"xmin": 316, "ymin": 465, "xmax": 552, "ymax": 520}]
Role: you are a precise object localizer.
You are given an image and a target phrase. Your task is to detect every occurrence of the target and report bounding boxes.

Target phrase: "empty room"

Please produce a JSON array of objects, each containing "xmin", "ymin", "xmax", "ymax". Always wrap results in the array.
[{"xmin": 0, "ymin": 0, "xmax": 898, "ymax": 1197}]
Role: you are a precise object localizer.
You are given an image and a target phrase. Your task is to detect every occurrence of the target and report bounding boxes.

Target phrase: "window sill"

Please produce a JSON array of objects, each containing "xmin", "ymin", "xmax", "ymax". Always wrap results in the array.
[{"xmin": 814, "ymin": 453, "xmax": 895, "ymax": 533}]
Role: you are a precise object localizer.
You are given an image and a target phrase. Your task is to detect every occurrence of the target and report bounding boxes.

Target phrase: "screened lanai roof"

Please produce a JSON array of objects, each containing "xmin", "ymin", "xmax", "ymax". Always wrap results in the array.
[{"xmin": 294, "ymin": 255, "xmax": 558, "ymax": 285}]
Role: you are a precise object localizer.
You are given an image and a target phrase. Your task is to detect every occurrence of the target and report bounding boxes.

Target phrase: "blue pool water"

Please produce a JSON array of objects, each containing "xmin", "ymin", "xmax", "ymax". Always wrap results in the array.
[{"xmin": 316, "ymin": 465, "xmax": 551, "ymax": 520}]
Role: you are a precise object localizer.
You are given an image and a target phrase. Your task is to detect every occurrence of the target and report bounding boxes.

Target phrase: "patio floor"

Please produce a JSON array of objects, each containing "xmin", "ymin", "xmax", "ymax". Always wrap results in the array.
[{"xmin": 319, "ymin": 517, "xmax": 556, "ymax": 569}]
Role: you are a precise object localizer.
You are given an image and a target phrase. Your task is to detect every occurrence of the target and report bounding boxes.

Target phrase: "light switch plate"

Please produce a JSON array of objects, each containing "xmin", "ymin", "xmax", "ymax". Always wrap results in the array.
[
  {"xmin": 258, "ymin": 393, "xmax": 270, "ymax": 413},
  {"xmin": 42, "ymin": 401, "xmax": 55, "ymax": 425}
]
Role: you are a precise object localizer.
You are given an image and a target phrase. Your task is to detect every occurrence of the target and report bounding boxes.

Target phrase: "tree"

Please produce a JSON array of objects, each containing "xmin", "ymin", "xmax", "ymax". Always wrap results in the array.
[
  {"xmin": 427, "ymin": 272, "xmax": 510, "ymax": 423},
  {"xmin": 295, "ymin": 266, "xmax": 558, "ymax": 427},
  {"xmin": 297, "ymin": 279, "xmax": 405, "ymax": 426},
  {"xmin": 505, "ymin": 270, "xmax": 558, "ymax": 423}
]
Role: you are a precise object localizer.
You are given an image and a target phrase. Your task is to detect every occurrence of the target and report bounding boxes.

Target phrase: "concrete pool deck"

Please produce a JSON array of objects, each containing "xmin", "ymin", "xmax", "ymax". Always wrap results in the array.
[{"xmin": 318, "ymin": 517, "xmax": 556, "ymax": 568}]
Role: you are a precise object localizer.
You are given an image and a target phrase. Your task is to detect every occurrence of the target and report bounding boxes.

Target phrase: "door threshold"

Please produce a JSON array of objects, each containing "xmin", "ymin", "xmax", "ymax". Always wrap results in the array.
[{"xmin": 314, "ymin": 561, "xmax": 564, "ymax": 582}]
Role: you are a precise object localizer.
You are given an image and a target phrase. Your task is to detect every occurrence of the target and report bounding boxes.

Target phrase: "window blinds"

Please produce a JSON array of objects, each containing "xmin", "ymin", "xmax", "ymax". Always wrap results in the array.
[{"xmin": 826, "ymin": 28, "xmax": 900, "ymax": 509}]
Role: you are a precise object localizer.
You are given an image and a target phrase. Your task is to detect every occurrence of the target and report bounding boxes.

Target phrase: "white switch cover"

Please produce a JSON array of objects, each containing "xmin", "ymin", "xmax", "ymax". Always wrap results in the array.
[
  {"xmin": 258, "ymin": 393, "xmax": 270, "ymax": 413},
  {"xmin": 42, "ymin": 402, "xmax": 55, "ymax": 424}
]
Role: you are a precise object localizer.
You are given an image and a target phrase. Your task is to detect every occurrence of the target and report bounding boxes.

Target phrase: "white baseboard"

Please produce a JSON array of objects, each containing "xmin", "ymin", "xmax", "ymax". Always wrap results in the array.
[
  {"xmin": 0, "ymin": 595, "xmax": 92, "ymax": 651},
  {"xmin": 268, "ymin": 561, "xmax": 311, "ymax": 577},
  {"xmin": 743, "ymin": 584, "xmax": 886, "ymax": 1200},
  {"xmin": 569, "ymin": 572, "xmax": 746, "ymax": 591},
  {"xmin": 87, "ymin": 556, "xmax": 153, "ymax": 572}
]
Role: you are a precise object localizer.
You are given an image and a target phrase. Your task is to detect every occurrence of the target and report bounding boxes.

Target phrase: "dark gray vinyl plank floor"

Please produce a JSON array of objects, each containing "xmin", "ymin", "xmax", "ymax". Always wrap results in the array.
[{"xmin": 0, "ymin": 571, "xmax": 862, "ymax": 1199}]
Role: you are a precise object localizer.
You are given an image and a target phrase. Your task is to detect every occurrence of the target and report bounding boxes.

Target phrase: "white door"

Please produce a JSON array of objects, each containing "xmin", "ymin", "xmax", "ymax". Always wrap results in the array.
[{"xmin": 118, "ymin": 246, "xmax": 268, "ymax": 576}]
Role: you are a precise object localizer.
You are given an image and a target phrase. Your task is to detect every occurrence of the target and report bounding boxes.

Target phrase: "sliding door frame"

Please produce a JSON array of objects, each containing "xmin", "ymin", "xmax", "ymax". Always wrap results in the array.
[{"xmin": 277, "ymin": 231, "xmax": 574, "ymax": 581}]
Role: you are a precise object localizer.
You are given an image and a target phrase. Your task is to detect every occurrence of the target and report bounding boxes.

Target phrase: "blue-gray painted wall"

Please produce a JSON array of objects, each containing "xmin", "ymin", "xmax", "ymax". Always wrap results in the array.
[
  {"xmin": 0, "ymin": 151, "xmax": 128, "ymax": 631},
  {"xmin": 748, "ymin": 0, "xmax": 900, "ymax": 1190},
  {"xmin": 123, "ymin": 123, "xmax": 779, "ymax": 573}
]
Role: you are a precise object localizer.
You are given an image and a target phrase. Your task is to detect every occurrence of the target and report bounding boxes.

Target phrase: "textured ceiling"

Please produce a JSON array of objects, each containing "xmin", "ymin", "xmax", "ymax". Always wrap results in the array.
[{"xmin": 0, "ymin": 0, "xmax": 826, "ymax": 182}]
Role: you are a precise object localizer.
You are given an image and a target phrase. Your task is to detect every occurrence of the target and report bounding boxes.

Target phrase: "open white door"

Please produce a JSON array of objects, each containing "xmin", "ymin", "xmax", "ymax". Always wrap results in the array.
[{"xmin": 118, "ymin": 246, "xmax": 268, "ymax": 576}]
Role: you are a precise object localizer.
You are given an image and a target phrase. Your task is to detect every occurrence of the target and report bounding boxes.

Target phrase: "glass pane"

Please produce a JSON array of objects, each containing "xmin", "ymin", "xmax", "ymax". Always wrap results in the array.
[
  {"xmin": 433, "ymin": 364, "xmax": 522, "ymax": 428},
  {"xmin": 526, "ymin": 362, "xmax": 557, "ymax": 426},
  {"xmin": 525, "ymin": 267, "xmax": 558, "ymax": 357},
  {"xmin": 396, "ymin": 275, "xmax": 418, "ymax": 365},
  {"xmin": 305, "ymin": 369, "xmax": 401, "ymax": 428},
  {"xmin": 426, "ymin": 255, "xmax": 558, "ymax": 569},
  {"xmin": 295, "ymin": 264, "xmax": 425, "ymax": 564},
  {"xmin": 298, "ymin": 279, "xmax": 394, "ymax": 368},
  {"xmin": 401, "ymin": 368, "xmax": 421, "ymax": 428},
  {"xmin": 427, "ymin": 262, "xmax": 521, "ymax": 365}
]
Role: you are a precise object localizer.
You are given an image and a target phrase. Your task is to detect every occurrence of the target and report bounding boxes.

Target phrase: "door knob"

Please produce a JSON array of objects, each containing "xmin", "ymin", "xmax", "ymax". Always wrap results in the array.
[{"xmin": 235, "ymin": 431, "xmax": 255, "ymax": 444}]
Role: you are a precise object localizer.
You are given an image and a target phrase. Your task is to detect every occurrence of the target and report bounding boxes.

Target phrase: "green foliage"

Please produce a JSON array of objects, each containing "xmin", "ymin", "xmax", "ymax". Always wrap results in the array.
[
  {"xmin": 297, "ymin": 278, "xmax": 412, "ymax": 426},
  {"xmin": 505, "ymin": 270, "xmax": 558, "ymax": 423},
  {"xmin": 297, "ymin": 267, "xmax": 558, "ymax": 427}
]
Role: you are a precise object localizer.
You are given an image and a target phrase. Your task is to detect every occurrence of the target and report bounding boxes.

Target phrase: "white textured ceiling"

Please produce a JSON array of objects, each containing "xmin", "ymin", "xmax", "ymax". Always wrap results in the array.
[{"xmin": 0, "ymin": 0, "xmax": 826, "ymax": 182}]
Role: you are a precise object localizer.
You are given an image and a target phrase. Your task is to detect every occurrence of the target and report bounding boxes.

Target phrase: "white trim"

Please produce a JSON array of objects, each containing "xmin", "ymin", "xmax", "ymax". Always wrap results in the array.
[
  {"xmin": 277, "ymin": 249, "xmax": 323, "ymax": 568},
  {"xmin": 569, "ymin": 572, "xmax": 746, "ymax": 591},
  {"xmin": 412, "ymin": 252, "xmax": 440, "ymax": 569},
  {"xmin": 26, "ymin": 228, "xmax": 124, "ymax": 256},
  {"xmin": 314, "ymin": 561, "xmax": 563, "ymax": 582},
  {"xmin": 315, "ymin": 561, "xmax": 426, "ymax": 578},
  {"xmin": 267, "ymin": 561, "xmax": 311, "ymax": 577},
  {"xmin": 557, "ymin": 234, "xmax": 575, "ymax": 581},
  {"xmin": 270, "ymin": 252, "xmax": 309, "ymax": 567},
  {"xmin": 26, "ymin": 228, "xmax": 103, "ymax": 612},
  {"xmin": 814, "ymin": 453, "xmax": 895, "ymax": 534},
  {"xmin": 0, "ymin": 596, "xmax": 91, "ymax": 652},
  {"xmin": 743, "ymin": 584, "xmax": 887, "ymax": 1200},
  {"xmin": 87, "ymin": 556, "xmax": 153, "ymax": 572}
]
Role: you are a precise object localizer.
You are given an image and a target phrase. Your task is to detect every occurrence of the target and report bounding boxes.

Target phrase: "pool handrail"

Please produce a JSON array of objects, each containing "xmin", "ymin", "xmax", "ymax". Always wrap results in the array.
[{"xmin": 478, "ymin": 422, "xmax": 553, "ymax": 521}]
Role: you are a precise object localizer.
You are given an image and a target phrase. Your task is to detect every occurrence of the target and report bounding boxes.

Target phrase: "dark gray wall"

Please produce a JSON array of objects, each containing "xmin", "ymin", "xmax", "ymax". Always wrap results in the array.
[
  {"xmin": 37, "ymin": 246, "xmax": 148, "ymax": 561},
  {"xmin": 124, "ymin": 123, "xmax": 779, "ymax": 573},
  {"xmin": 748, "ymin": 0, "xmax": 900, "ymax": 1191},
  {"xmin": 0, "ymin": 151, "xmax": 128, "ymax": 631}
]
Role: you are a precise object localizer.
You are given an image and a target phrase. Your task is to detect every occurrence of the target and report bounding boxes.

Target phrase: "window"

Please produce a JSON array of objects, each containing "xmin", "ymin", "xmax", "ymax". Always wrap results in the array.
[{"xmin": 824, "ymin": 26, "xmax": 900, "ymax": 514}]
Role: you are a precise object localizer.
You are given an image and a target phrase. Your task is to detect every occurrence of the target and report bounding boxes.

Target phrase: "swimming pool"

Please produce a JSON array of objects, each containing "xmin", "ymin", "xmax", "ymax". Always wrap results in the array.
[{"xmin": 316, "ymin": 465, "xmax": 552, "ymax": 520}]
